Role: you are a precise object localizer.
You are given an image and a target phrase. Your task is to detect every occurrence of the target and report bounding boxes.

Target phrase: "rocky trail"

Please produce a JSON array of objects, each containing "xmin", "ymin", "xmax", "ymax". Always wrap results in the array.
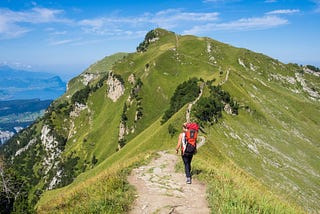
[
  {"xmin": 128, "ymin": 150, "xmax": 210, "ymax": 214},
  {"xmin": 128, "ymin": 82, "xmax": 209, "ymax": 213}
]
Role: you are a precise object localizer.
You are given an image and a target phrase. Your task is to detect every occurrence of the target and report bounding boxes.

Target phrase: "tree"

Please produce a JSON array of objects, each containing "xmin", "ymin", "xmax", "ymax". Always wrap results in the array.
[
  {"xmin": 71, "ymin": 85, "xmax": 90, "ymax": 105},
  {"xmin": 161, "ymin": 78, "xmax": 200, "ymax": 124},
  {"xmin": 0, "ymin": 164, "xmax": 32, "ymax": 214},
  {"xmin": 136, "ymin": 30, "xmax": 158, "ymax": 52},
  {"xmin": 194, "ymin": 97, "xmax": 222, "ymax": 124},
  {"xmin": 0, "ymin": 165, "xmax": 15, "ymax": 213}
]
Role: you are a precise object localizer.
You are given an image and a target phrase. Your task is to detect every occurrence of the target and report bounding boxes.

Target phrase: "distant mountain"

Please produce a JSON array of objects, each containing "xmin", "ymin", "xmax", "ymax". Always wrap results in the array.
[
  {"xmin": 0, "ymin": 65, "xmax": 66, "ymax": 100},
  {"xmin": 0, "ymin": 29, "xmax": 319, "ymax": 213},
  {"xmin": 0, "ymin": 99, "xmax": 52, "ymax": 144}
]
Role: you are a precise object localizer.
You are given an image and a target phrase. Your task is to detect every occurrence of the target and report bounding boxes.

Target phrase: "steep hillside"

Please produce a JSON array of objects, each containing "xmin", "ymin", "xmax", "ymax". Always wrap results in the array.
[{"xmin": 0, "ymin": 29, "xmax": 319, "ymax": 213}]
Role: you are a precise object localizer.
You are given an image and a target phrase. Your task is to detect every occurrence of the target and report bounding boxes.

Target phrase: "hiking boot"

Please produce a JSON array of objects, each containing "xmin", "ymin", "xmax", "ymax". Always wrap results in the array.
[{"xmin": 186, "ymin": 177, "xmax": 191, "ymax": 184}]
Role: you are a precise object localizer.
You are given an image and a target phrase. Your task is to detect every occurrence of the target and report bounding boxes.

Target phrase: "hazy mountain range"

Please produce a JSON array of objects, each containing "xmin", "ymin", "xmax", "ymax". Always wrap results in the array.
[
  {"xmin": 0, "ymin": 99, "xmax": 53, "ymax": 145},
  {"xmin": 0, "ymin": 66, "xmax": 66, "ymax": 145},
  {"xmin": 0, "ymin": 65, "xmax": 66, "ymax": 101}
]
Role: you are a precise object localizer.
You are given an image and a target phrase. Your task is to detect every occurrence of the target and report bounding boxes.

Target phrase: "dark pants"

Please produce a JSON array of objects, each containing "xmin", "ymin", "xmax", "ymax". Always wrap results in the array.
[{"xmin": 182, "ymin": 154, "xmax": 193, "ymax": 178}]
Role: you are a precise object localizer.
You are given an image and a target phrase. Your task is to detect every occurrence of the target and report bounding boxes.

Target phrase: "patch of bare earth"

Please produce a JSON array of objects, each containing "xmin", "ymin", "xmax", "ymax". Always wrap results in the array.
[{"xmin": 128, "ymin": 151, "xmax": 210, "ymax": 213}]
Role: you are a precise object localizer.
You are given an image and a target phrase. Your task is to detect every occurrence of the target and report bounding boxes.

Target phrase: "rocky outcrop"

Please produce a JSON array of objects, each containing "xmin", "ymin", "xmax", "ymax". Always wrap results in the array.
[
  {"xmin": 304, "ymin": 67, "xmax": 320, "ymax": 77},
  {"xmin": 40, "ymin": 125, "xmax": 62, "ymax": 189},
  {"xmin": 107, "ymin": 73, "xmax": 125, "ymax": 102},
  {"xmin": 128, "ymin": 74, "xmax": 136, "ymax": 85},
  {"xmin": 81, "ymin": 73, "xmax": 99, "ymax": 86},
  {"xmin": 238, "ymin": 58, "xmax": 246, "ymax": 68},
  {"xmin": 295, "ymin": 72, "xmax": 320, "ymax": 100},
  {"xmin": 117, "ymin": 74, "xmax": 144, "ymax": 149},
  {"xmin": 224, "ymin": 103, "xmax": 233, "ymax": 115},
  {"xmin": 15, "ymin": 138, "xmax": 37, "ymax": 156},
  {"xmin": 48, "ymin": 169, "xmax": 63, "ymax": 190},
  {"xmin": 68, "ymin": 102, "xmax": 88, "ymax": 139}
]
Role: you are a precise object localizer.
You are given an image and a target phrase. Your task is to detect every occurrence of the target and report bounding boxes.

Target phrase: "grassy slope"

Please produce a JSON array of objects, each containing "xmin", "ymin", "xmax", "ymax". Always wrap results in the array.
[
  {"xmin": 218, "ymin": 56, "xmax": 320, "ymax": 210},
  {"xmin": 36, "ymin": 29, "xmax": 318, "ymax": 213}
]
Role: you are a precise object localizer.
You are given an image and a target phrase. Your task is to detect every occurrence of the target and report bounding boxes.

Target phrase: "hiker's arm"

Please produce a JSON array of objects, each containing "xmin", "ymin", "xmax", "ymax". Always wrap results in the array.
[{"xmin": 176, "ymin": 133, "xmax": 182, "ymax": 153}]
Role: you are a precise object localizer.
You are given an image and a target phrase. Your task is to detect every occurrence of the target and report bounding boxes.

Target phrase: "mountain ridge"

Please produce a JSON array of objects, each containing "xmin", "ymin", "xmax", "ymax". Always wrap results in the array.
[{"xmin": 0, "ymin": 28, "xmax": 319, "ymax": 213}]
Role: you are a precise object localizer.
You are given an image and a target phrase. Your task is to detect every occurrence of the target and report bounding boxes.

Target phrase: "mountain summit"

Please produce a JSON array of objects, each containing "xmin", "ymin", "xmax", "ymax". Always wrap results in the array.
[{"xmin": 0, "ymin": 29, "xmax": 319, "ymax": 213}]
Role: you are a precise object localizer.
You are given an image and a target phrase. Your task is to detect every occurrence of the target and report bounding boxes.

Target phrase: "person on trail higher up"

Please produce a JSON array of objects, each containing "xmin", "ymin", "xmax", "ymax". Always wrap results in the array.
[{"xmin": 175, "ymin": 123, "xmax": 196, "ymax": 184}]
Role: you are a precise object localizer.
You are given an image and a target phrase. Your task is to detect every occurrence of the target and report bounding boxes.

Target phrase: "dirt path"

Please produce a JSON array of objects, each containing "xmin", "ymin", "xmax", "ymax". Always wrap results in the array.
[
  {"xmin": 128, "ymin": 150, "xmax": 210, "ymax": 214},
  {"xmin": 186, "ymin": 82, "xmax": 204, "ymax": 123}
]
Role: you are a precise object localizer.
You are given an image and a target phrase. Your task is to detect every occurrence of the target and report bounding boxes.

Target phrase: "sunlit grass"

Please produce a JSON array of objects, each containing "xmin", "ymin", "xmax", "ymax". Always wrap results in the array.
[
  {"xmin": 35, "ymin": 29, "xmax": 318, "ymax": 213},
  {"xmin": 36, "ymin": 152, "xmax": 155, "ymax": 213}
]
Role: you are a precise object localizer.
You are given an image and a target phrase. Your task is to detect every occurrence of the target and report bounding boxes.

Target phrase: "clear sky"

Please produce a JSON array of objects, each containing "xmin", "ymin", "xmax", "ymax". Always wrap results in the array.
[{"xmin": 1, "ymin": 0, "xmax": 319, "ymax": 80}]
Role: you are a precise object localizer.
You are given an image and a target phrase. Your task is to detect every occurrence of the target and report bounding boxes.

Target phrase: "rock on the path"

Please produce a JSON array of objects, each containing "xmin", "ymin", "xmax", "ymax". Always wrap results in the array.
[{"xmin": 128, "ymin": 151, "xmax": 210, "ymax": 214}]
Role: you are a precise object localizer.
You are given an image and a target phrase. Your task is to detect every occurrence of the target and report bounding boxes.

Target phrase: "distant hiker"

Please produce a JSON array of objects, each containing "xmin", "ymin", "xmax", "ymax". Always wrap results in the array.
[{"xmin": 175, "ymin": 122, "xmax": 199, "ymax": 184}]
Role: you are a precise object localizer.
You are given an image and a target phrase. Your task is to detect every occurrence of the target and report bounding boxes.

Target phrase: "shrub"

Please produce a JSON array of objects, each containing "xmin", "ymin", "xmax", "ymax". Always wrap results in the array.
[
  {"xmin": 71, "ymin": 86, "xmax": 90, "ymax": 105},
  {"xmin": 306, "ymin": 65, "xmax": 320, "ymax": 72},
  {"xmin": 136, "ymin": 30, "xmax": 158, "ymax": 52},
  {"xmin": 194, "ymin": 84, "xmax": 238, "ymax": 124},
  {"xmin": 161, "ymin": 78, "xmax": 200, "ymax": 124},
  {"xmin": 194, "ymin": 97, "xmax": 222, "ymax": 124}
]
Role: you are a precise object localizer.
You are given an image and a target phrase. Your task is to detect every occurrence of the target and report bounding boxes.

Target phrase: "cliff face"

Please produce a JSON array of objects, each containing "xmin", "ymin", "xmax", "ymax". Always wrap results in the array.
[{"xmin": 106, "ymin": 73, "xmax": 125, "ymax": 102}]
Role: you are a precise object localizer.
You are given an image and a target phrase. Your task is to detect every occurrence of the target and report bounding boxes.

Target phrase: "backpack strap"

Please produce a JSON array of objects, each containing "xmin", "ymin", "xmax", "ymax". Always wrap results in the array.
[{"xmin": 181, "ymin": 132, "xmax": 187, "ymax": 154}]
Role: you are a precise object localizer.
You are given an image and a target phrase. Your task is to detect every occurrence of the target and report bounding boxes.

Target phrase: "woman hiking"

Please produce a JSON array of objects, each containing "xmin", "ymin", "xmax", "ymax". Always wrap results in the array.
[{"xmin": 175, "ymin": 123, "xmax": 198, "ymax": 184}]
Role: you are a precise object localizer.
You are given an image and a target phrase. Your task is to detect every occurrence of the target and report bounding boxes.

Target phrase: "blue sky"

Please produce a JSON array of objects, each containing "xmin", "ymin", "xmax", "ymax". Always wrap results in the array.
[{"xmin": 1, "ymin": 0, "xmax": 319, "ymax": 80}]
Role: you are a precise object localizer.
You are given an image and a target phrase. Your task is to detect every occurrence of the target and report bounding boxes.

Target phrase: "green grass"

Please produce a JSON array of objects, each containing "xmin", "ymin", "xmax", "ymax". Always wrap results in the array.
[
  {"xmin": 10, "ymin": 28, "xmax": 318, "ymax": 213},
  {"xmin": 194, "ymin": 131, "xmax": 304, "ymax": 214},
  {"xmin": 36, "ymin": 105, "xmax": 304, "ymax": 213},
  {"xmin": 36, "ymin": 156, "xmax": 142, "ymax": 214}
]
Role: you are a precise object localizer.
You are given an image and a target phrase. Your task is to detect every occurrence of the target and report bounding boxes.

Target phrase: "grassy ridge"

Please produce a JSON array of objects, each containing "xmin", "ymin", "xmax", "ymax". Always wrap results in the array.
[
  {"xmin": 216, "ymin": 66, "xmax": 320, "ymax": 209},
  {"xmin": 37, "ymin": 106, "xmax": 302, "ymax": 213},
  {"xmin": 34, "ymin": 28, "xmax": 319, "ymax": 213}
]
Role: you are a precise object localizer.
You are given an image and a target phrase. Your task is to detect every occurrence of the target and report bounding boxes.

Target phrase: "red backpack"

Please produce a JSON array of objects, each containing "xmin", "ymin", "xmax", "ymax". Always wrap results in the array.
[{"xmin": 184, "ymin": 122, "xmax": 199, "ymax": 155}]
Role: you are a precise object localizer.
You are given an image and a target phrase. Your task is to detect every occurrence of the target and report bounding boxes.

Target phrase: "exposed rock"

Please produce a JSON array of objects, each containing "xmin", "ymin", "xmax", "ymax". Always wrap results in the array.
[
  {"xmin": 128, "ymin": 74, "xmax": 136, "ymax": 85},
  {"xmin": 207, "ymin": 42, "xmax": 212, "ymax": 53},
  {"xmin": 70, "ymin": 102, "xmax": 88, "ymax": 118},
  {"xmin": 304, "ymin": 67, "xmax": 320, "ymax": 77},
  {"xmin": 118, "ymin": 122, "xmax": 126, "ymax": 141},
  {"xmin": 68, "ymin": 102, "xmax": 88, "ymax": 139},
  {"xmin": 149, "ymin": 37, "xmax": 159, "ymax": 43},
  {"xmin": 224, "ymin": 103, "xmax": 233, "ymax": 114},
  {"xmin": 270, "ymin": 73, "xmax": 296, "ymax": 85},
  {"xmin": 107, "ymin": 74, "xmax": 125, "ymax": 102},
  {"xmin": 208, "ymin": 56, "xmax": 216, "ymax": 64},
  {"xmin": 40, "ymin": 125, "xmax": 62, "ymax": 177},
  {"xmin": 248, "ymin": 143, "xmax": 259, "ymax": 155},
  {"xmin": 250, "ymin": 63, "xmax": 257, "ymax": 71},
  {"xmin": 238, "ymin": 58, "xmax": 246, "ymax": 68},
  {"xmin": 295, "ymin": 73, "xmax": 320, "ymax": 100},
  {"xmin": 15, "ymin": 138, "xmax": 37, "ymax": 156},
  {"xmin": 81, "ymin": 73, "xmax": 99, "ymax": 86},
  {"xmin": 48, "ymin": 169, "xmax": 63, "ymax": 190}
]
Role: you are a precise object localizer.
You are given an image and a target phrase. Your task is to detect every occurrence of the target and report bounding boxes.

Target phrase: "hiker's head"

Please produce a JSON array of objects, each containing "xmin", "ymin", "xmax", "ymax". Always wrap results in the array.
[{"xmin": 183, "ymin": 123, "xmax": 187, "ymax": 130}]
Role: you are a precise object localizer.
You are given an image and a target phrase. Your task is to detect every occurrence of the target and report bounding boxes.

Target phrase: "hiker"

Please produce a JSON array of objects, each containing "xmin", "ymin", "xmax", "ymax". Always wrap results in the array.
[{"xmin": 175, "ymin": 123, "xmax": 198, "ymax": 184}]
